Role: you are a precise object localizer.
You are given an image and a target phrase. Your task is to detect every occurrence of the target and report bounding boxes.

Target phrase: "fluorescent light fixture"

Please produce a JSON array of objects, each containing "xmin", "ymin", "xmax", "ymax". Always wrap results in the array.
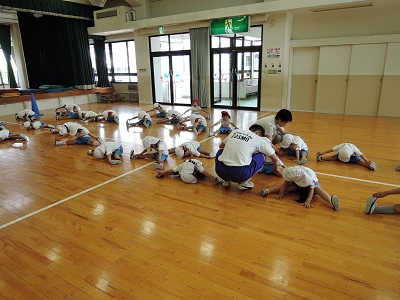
[{"xmin": 312, "ymin": 3, "xmax": 373, "ymax": 13}]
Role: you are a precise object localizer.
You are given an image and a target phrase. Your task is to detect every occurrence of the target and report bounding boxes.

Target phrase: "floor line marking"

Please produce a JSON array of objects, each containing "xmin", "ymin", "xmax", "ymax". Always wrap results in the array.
[
  {"xmin": 315, "ymin": 171, "xmax": 399, "ymax": 188},
  {"xmin": 0, "ymin": 162, "xmax": 152, "ymax": 230}
]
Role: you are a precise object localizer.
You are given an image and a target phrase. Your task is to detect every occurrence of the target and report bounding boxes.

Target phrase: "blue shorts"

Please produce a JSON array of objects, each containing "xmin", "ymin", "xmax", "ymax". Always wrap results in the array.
[
  {"xmin": 113, "ymin": 146, "xmax": 123, "ymax": 156},
  {"xmin": 219, "ymin": 126, "xmax": 231, "ymax": 134},
  {"xmin": 76, "ymin": 136, "xmax": 91, "ymax": 144},
  {"xmin": 154, "ymin": 153, "xmax": 168, "ymax": 162},
  {"xmin": 196, "ymin": 125, "xmax": 206, "ymax": 132},
  {"xmin": 288, "ymin": 149, "xmax": 309, "ymax": 156},
  {"xmin": 157, "ymin": 112, "xmax": 166, "ymax": 118},
  {"xmin": 258, "ymin": 163, "xmax": 274, "ymax": 175},
  {"xmin": 139, "ymin": 119, "xmax": 152, "ymax": 126},
  {"xmin": 334, "ymin": 153, "xmax": 361, "ymax": 163},
  {"xmin": 170, "ymin": 118, "xmax": 180, "ymax": 124},
  {"xmin": 69, "ymin": 112, "xmax": 80, "ymax": 119},
  {"xmin": 215, "ymin": 149, "xmax": 265, "ymax": 182}
]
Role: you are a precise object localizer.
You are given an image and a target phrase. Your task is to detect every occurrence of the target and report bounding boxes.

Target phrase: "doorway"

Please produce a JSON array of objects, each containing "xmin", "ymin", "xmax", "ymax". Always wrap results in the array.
[
  {"xmin": 210, "ymin": 26, "xmax": 262, "ymax": 110},
  {"xmin": 150, "ymin": 34, "xmax": 191, "ymax": 105}
]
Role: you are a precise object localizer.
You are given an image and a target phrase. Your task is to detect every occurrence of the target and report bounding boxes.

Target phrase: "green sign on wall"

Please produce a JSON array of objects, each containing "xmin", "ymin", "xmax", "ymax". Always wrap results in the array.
[{"xmin": 210, "ymin": 16, "xmax": 250, "ymax": 35}]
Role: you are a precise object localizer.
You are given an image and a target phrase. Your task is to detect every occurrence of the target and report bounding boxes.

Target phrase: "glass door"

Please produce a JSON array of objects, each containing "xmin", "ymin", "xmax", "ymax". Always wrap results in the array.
[
  {"xmin": 213, "ymin": 52, "xmax": 234, "ymax": 107},
  {"xmin": 152, "ymin": 56, "xmax": 171, "ymax": 104},
  {"xmin": 212, "ymin": 50, "xmax": 260, "ymax": 109},
  {"xmin": 172, "ymin": 55, "xmax": 191, "ymax": 105},
  {"xmin": 236, "ymin": 50, "xmax": 260, "ymax": 109},
  {"xmin": 152, "ymin": 54, "xmax": 191, "ymax": 105}
]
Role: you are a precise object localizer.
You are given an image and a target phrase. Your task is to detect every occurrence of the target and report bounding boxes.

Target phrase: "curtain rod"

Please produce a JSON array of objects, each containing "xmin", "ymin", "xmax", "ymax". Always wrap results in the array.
[{"xmin": 0, "ymin": 5, "xmax": 93, "ymax": 21}]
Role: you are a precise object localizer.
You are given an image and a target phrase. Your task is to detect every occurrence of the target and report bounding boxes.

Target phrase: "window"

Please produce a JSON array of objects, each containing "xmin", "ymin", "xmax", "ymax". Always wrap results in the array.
[
  {"xmin": 150, "ymin": 33, "xmax": 190, "ymax": 52},
  {"xmin": 211, "ymin": 26, "xmax": 262, "ymax": 49},
  {"xmin": 90, "ymin": 40, "xmax": 138, "ymax": 83},
  {"xmin": 0, "ymin": 47, "xmax": 18, "ymax": 87}
]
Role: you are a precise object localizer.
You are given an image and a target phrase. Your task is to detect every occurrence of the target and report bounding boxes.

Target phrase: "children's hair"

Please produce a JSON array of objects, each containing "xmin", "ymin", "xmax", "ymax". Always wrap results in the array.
[
  {"xmin": 275, "ymin": 109, "xmax": 292, "ymax": 122},
  {"xmin": 221, "ymin": 111, "xmax": 230, "ymax": 118},
  {"xmin": 249, "ymin": 124, "xmax": 265, "ymax": 137},
  {"xmin": 295, "ymin": 185, "xmax": 311, "ymax": 203}
]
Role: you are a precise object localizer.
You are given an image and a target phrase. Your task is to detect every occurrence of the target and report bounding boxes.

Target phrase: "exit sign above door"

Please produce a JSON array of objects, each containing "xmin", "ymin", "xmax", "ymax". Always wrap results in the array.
[{"xmin": 210, "ymin": 16, "xmax": 250, "ymax": 35}]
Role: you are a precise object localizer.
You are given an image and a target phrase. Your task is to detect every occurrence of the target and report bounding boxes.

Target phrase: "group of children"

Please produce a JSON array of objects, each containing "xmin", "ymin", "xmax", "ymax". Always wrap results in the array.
[{"xmin": 3, "ymin": 101, "xmax": 399, "ymax": 214}]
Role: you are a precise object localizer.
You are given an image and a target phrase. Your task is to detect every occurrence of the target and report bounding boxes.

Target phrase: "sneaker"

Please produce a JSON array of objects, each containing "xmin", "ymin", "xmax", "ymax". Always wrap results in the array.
[
  {"xmin": 130, "ymin": 150, "xmax": 135, "ymax": 159},
  {"xmin": 298, "ymin": 157, "xmax": 308, "ymax": 165},
  {"xmin": 47, "ymin": 124, "xmax": 55, "ymax": 129},
  {"xmin": 212, "ymin": 177, "xmax": 224, "ymax": 184},
  {"xmin": 156, "ymin": 171, "xmax": 164, "ymax": 178},
  {"xmin": 365, "ymin": 196, "xmax": 377, "ymax": 214},
  {"xmin": 55, "ymin": 115, "xmax": 59, "ymax": 121},
  {"xmin": 152, "ymin": 162, "xmax": 164, "ymax": 170},
  {"xmin": 110, "ymin": 160, "xmax": 122, "ymax": 165},
  {"xmin": 94, "ymin": 116, "xmax": 99, "ymax": 122},
  {"xmin": 330, "ymin": 195, "xmax": 340, "ymax": 211},
  {"xmin": 395, "ymin": 165, "xmax": 400, "ymax": 171},
  {"xmin": 207, "ymin": 113, "xmax": 211, "ymax": 120},
  {"xmin": 369, "ymin": 161, "xmax": 377, "ymax": 171},
  {"xmin": 222, "ymin": 181, "xmax": 230, "ymax": 187},
  {"xmin": 316, "ymin": 153, "xmax": 322, "ymax": 162},
  {"xmin": 209, "ymin": 153, "xmax": 216, "ymax": 158},
  {"xmin": 261, "ymin": 188, "xmax": 269, "ymax": 197},
  {"xmin": 114, "ymin": 116, "xmax": 119, "ymax": 124},
  {"xmin": 19, "ymin": 134, "xmax": 28, "ymax": 141},
  {"xmin": 81, "ymin": 120, "xmax": 89, "ymax": 124},
  {"xmin": 208, "ymin": 128, "xmax": 212, "ymax": 137},
  {"xmin": 144, "ymin": 121, "xmax": 150, "ymax": 128},
  {"xmin": 87, "ymin": 150, "xmax": 94, "ymax": 155},
  {"xmin": 176, "ymin": 123, "xmax": 181, "ymax": 130},
  {"xmin": 237, "ymin": 181, "xmax": 255, "ymax": 190},
  {"xmin": 50, "ymin": 128, "xmax": 57, "ymax": 134},
  {"xmin": 54, "ymin": 139, "xmax": 58, "ymax": 146}
]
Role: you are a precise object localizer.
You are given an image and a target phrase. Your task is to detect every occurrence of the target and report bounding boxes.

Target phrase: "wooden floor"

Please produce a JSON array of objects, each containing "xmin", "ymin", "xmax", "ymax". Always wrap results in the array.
[{"xmin": 0, "ymin": 102, "xmax": 399, "ymax": 299}]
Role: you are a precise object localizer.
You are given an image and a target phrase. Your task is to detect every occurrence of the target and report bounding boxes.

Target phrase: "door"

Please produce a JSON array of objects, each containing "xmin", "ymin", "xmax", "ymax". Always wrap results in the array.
[
  {"xmin": 151, "ymin": 54, "xmax": 191, "ymax": 105},
  {"xmin": 212, "ymin": 50, "xmax": 260, "ymax": 109}
]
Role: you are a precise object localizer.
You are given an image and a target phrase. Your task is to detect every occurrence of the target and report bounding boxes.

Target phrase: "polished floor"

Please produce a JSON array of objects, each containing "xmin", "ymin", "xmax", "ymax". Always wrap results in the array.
[{"xmin": 0, "ymin": 102, "xmax": 399, "ymax": 299}]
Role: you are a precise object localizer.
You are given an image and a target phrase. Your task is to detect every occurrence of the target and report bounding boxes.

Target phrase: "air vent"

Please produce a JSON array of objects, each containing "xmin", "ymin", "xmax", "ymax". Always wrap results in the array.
[{"xmin": 96, "ymin": 10, "xmax": 118, "ymax": 19}]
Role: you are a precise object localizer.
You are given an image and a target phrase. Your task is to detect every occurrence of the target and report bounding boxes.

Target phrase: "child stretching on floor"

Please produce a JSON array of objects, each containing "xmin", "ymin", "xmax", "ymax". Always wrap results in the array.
[
  {"xmin": 365, "ymin": 187, "xmax": 400, "ymax": 214},
  {"xmin": 169, "ymin": 140, "xmax": 215, "ymax": 159},
  {"xmin": 184, "ymin": 114, "xmax": 208, "ymax": 136},
  {"xmin": 156, "ymin": 158, "xmax": 224, "ymax": 184},
  {"xmin": 316, "ymin": 142, "xmax": 377, "ymax": 170},
  {"xmin": 208, "ymin": 111, "xmax": 238, "ymax": 137},
  {"xmin": 258, "ymin": 137, "xmax": 285, "ymax": 177},
  {"xmin": 0, "ymin": 125, "xmax": 27, "ymax": 142},
  {"xmin": 280, "ymin": 133, "xmax": 308, "ymax": 165},
  {"xmin": 126, "ymin": 111, "xmax": 152, "ymax": 128},
  {"xmin": 157, "ymin": 109, "xmax": 185, "ymax": 127},
  {"xmin": 87, "ymin": 141, "xmax": 123, "ymax": 165},
  {"xmin": 260, "ymin": 166, "xmax": 340, "ymax": 210},
  {"xmin": 53, "ymin": 122, "xmax": 100, "ymax": 147},
  {"xmin": 23, "ymin": 121, "xmax": 54, "ymax": 130},
  {"xmin": 130, "ymin": 136, "xmax": 169, "ymax": 170},
  {"xmin": 147, "ymin": 103, "xmax": 168, "ymax": 118}
]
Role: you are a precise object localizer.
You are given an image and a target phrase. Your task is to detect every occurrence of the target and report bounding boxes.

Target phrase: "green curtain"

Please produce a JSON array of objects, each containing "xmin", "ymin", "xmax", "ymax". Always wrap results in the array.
[
  {"xmin": 0, "ymin": 25, "xmax": 18, "ymax": 88},
  {"xmin": 91, "ymin": 35, "xmax": 110, "ymax": 87},
  {"xmin": 190, "ymin": 27, "xmax": 209, "ymax": 107},
  {"xmin": 18, "ymin": 12, "xmax": 95, "ymax": 89}
]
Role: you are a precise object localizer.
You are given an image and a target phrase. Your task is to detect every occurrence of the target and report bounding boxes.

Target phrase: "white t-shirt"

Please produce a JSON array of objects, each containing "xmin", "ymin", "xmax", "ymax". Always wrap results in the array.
[
  {"xmin": 104, "ymin": 142, "xmax": 121, "ymax": 155},
  {"xmin": 281, "ymin": 134, "xmax": 308, "ymax": 151},
  {"xmin": 67, "ymin": 104, "xmax": 81, "ymax": 112},
  {"xmin": 254, "ymin": 115, "xmax": 280, "ymax": 138},
  {"xmin": 16, "ymin": 109, "xmax": 35, "ymax": 119},
  {"xmin": 283, "ymin": 166, "xmax": 318, "ymax": 187},
  {"xmin": 183, "ymin": 141, "xmax": 201, "ymax": 157},
  {"xmin": 102, "ymin": 110, "xmax": 117, "ymax": 118},
  {"xmin": 167, "ymin": 110, "xmax": 182, "ymax": 119},
  {"xmin": 64, "ymin": 122, "xmax": 89, "ymax": 136},
  {"xmin": 82, "ymin": 111, "xmax": 98, "ymax": 118},
  {"xmin": 190, "ymin": 115, "xmax": 207, "ymax": 126},
  {"xmin": 332, "ymin": 143, "xmax": 363, "ymax": 162},
  {"xmin": 138, "ymin": 111, "xmax": 152, "ymax": 121},
  {"xmin": 218, "ymin": 129, "xmax": 275, "ymax": 166},
  {"xmin": 0, "ymin": 129, "xmax": 10, "ymax": 141}
]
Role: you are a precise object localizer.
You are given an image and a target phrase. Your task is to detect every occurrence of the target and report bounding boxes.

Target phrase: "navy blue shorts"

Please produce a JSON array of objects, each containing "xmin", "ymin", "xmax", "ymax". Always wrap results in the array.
[{"xmin": 215, "ymin": 149, "xmax": 265, "ymax": 182}]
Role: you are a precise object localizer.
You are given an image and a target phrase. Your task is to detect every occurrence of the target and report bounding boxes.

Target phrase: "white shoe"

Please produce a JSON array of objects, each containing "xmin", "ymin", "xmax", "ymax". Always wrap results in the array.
[
  {"xmin": 222, "ymin": 181, "xmax": 230, "ymax": 187},
  {"xmin": 238, "ymin": 181, "xmax": 254, "ymax": 190},
  {"xmin": 111, "ymin": 160, "xmax": 122, "ymax": 165},
  {"xmin": 369, "ymin": 162, "xmax": 377, "ymax": 171},
  {"xmin": 144, "ymin": 121, "xmax": 150, "ymax": 128},
  {"xmin": 330, "ymin": 195, "xmax": 340, "ymax": 211},
  {"xmin": 212, "ymin": 177, "xmax": 224, "ymax": 184},
  {"xmin": 87, "ymin": 150, "xmax": 94, "ymax": 155},
  {"xmin": 365, "ymin": 196, "xmax": 377, "ymax": 214},
  {"xmin": 396, "ymin": 165, "xmax": 400, "ymax": 171},
  {"xmin": 114, "ymin": 116, "xmax": 119, "ymax": 124},
  {"xmin": 298, "ymin": 157, "xmax": 308, "ymax": 165},
  {"xmin": 19, "ymin": 134, "xmax": 28, "ymax": 141},
  {"xmin": 261, "ymin": 189, "xmax": 269, "ymax": 197},
  {"xmin": 152, "ymin": 162, "xmax": 164, "ymax": 170},
  {"xmin": 130, "ymin": 150, "xmax": 135, "ymax": 159}
]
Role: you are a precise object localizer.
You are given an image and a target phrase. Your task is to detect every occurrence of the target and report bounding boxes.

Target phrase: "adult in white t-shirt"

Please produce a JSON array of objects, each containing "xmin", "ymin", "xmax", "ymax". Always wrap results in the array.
[{"xmin": 215, "ymin": 124, "xmax": 280, "ymax": 190}]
